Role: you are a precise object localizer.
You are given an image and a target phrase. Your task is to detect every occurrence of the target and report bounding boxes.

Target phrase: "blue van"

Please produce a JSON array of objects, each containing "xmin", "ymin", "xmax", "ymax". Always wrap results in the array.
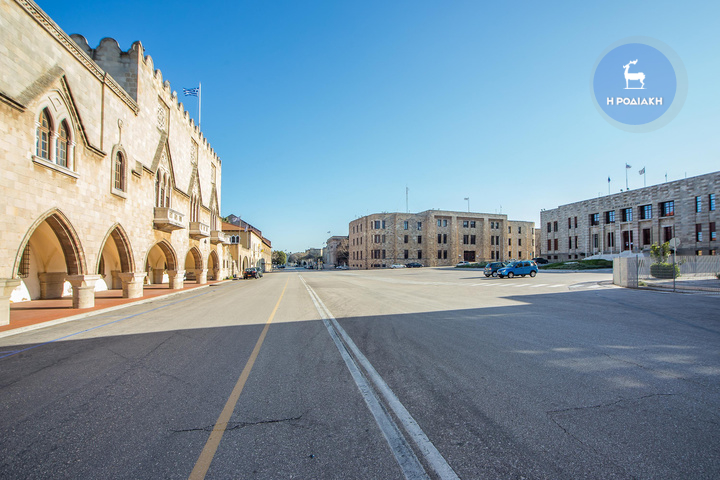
[{"xmin": 497, "ymin": 261, "xmax": 538, "ymax": 278}]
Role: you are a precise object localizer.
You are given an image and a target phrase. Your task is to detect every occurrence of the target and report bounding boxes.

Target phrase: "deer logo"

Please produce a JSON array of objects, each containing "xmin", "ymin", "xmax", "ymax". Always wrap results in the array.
[{"xmin": 623, "ymin": 60, "xmax": 645, "ymax": 89}]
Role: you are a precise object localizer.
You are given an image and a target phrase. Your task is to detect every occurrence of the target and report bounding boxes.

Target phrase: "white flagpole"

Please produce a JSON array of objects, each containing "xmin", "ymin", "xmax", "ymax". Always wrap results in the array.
[{"xmin": 198, "ymin": 82, "xmax": 202, "ymax": 130}]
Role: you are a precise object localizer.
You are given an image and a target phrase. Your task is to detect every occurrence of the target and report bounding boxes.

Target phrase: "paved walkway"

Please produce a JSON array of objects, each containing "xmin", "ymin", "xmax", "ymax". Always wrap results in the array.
[{"xmin": 2, "ymin": 280, "xmax": 231, "ymax": 337}]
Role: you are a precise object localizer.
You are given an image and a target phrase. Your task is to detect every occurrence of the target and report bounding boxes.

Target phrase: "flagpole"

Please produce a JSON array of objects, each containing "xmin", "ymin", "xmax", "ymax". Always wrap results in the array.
[
  {"xmin": 625, "ymin": 166, "xmax": 629, "ymax": 190},
  {"xmin": 198, "ymin": 82, "xmax": 202, "ymax": 130}
]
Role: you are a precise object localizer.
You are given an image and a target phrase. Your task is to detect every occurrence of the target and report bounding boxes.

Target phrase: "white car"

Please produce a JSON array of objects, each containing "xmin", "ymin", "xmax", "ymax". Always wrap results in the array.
[
  {"xmin": 455, "ymin": 261, "xmax": 471, "ymax": 267},
  {"xmin": 390, "ymin": 264, "xmax": 406, "ymax": 269}
]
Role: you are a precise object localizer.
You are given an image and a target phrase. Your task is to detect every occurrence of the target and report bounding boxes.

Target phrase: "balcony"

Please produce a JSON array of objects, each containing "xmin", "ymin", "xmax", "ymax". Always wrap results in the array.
[
  {"xmin": 210, "ymin": 230, "xmax": 229, "ymax": 244},
  {"xmin": 189, "ymin": 222, "xmax": 210, "ymax": 239},
  {"xmin": 153, "ymin": 207, "xmax": 184, "ymax": 232}
]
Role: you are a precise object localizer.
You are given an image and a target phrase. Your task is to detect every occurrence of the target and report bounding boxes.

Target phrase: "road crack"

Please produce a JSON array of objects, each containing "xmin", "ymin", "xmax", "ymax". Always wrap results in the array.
[{"xmin": 171, "ymin": 412, "xmax": 305, "ymax": 434}]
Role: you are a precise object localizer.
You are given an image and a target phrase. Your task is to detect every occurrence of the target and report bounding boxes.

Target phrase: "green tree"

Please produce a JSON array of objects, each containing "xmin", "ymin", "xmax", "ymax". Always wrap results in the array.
[{"xmin": 272, "ymin": 251, "xmax": 287, "ymax": 265}]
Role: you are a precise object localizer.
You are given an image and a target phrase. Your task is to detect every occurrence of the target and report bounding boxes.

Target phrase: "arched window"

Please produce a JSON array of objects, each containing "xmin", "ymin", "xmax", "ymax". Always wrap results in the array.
[
  {"xmin": 36, "ymin": 109, "xmax": 52, "ymax": 160},
  {"xmin": 114, "ymin": 151, "xmax": 125, "ymax": 191},
  {"xmin": 159, "ymin": 173, "xmax": 166, "ymax": 207},
  {"xmin": 57, "ymin": 121, "xmax": 69, "ymax": 167},
  {"xmin": 155, "ymin": 173, "xmax": 160, "ymax": 207},
  {"xmin": 164, "ymin": 174, "xmax": 171, "ymax": 207}
]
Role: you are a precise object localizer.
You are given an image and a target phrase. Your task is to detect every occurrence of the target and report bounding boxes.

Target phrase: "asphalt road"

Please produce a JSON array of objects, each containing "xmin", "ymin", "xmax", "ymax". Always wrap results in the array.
[{"xmin": 1, "ymin": 268, "xmax": 718, "ymax": 479}]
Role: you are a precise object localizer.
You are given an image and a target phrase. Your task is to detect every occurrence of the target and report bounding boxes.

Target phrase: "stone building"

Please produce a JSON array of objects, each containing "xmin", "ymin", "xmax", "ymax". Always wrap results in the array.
[
  {"xmin": 348, "ymin": 210, "xmax": 535, "ymax": 269},
  {"xmin": 539, "ymin": 171, "xmax": 719, "ymax": 261},
  {"xmin": 223, "ymin": 217, "xmax": 272, "ymax": 274},
  {"xmin": 323, "ymin": 236, "xmax": 349, "ymax": 267},
  {"xmin": 0, "ymin": 0, "xmax": 230, "ymax": 325}
]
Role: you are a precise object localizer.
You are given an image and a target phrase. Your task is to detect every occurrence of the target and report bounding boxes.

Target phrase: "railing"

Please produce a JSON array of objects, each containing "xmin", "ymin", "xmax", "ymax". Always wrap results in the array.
[
  {"xmin": 189, "ymin": 222, "xmax": 210, "ymax": 239},
  {"xmin": 614, "ymin": 255, "xmax": 720, "ymax": 293},
  {"xmin": 153, "ymin": 207, "xmax": 184, "ymax": 232}
]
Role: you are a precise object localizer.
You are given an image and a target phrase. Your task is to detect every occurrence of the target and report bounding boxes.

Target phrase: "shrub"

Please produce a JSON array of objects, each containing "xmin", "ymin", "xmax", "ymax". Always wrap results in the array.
[{"xmin": 650, "ymin": 262, "xmax": 680, "ymax": 279}]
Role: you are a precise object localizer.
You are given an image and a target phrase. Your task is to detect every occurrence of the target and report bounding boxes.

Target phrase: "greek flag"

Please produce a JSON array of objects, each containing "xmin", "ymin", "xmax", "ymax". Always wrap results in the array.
[
  {"xmin": 625, "ymin": 163, "xmax": 632, "ymax": 169},
  {"xmin": 183, "ymin": 87, "xmax": 199, "ymax": 97},
  {"xmin": 639, "ymin": 167, "xmax": 645, "ymax": 175}
]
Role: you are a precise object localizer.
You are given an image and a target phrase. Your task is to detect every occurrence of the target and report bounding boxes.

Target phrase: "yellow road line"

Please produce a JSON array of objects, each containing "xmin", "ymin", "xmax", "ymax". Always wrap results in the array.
[{"xmin": 189, "ymin": 277, "xmax": 289, "ymax": 480}]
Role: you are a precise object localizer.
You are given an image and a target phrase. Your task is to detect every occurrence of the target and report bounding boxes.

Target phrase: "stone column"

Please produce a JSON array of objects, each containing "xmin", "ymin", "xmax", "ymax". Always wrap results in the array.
[
  {"xmin": 194, "ymin": 269, "xmax": 208, "ymax": 284},
  {"xmin": 167, "ymin": 270, "xmax": 185, "ymax": 289},
  {"xmin": 111, "ymin": 270, "xmax": 122, "ymax": 289},
  {"xmin": 153, "ymin": 268, "xmax": 165, "ymax": 284},
  {"xmin": 0, "ymin": 278, "xmax": 22, "ymax": 326},
  {"xmin": 38, "ymin": 272, "xmax": 68, "ymax": 299},
  {"xmin": 118, "ymin": 272, "xmax": 146, "ymax": 299},
  {"xmin": 65, "ymin": 275, "xmax": 101, "ymax": 309}
]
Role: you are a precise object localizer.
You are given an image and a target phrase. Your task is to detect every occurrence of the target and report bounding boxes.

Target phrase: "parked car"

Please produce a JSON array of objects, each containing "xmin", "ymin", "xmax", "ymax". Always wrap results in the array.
[
  {"xmin": 497, "ymin": 261, "xmax": 539, "ymax": 278},
  {"xmin": 243, "ymin": 267, "xmax": 261, "ymax": 279},
  {"xmin": 390, "ymin": 264, "xmax": 406, "ymax": 268},
  {"xmin": 455, "ymin": 261, "xmax": 471, "ymax": 267},
  {"xmin": 532, "ymin": 257, "xmax": 549, "ymax": 264},
  {"xmin": 406, "ymin": 262, "xmax": 423, "ymax": 268},
  {"xmin": 483, "ymin": 262, "xmax": 508, "ymax": 277}
]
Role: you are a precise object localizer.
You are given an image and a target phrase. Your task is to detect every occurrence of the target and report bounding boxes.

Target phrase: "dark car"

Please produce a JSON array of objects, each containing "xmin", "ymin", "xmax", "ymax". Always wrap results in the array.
[
  {"xmin": 243, "ymin": 267, "xmax": 261, "ymax": 279},
  {"xmin": 483, "ymin": 261, "xmax": 508, "ymax": 277},
  {"xmin": 532, "ymin": 257, "xmax": 549, "ymax": 264},
  {"xmin": 406, "ymin": 262, "xmax": 423, "ymax": 268},
  {"xmin": 498, "ymin": 261, "xmax": 539, "ymax": 278}
]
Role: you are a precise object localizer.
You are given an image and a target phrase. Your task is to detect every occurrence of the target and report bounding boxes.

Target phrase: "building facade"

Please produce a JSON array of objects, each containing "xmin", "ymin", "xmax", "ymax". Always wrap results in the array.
[
  {"xmin": 0, "ymin": 0, "xmax": 230, "ymax": 324},
  {"xmin": 324, "ymin": 236, "xmax": 349, "ymax": 267},
  {"xmin": 348, "ymin": 210, "xmax": 535, "ymax": 269},
  {"xmin": 540, "ymin": 171, "xmax": 719, "ymax": 261},
  {"xmin": 223, "ymin": 217, "xmax": 272, "ymax": 275}
]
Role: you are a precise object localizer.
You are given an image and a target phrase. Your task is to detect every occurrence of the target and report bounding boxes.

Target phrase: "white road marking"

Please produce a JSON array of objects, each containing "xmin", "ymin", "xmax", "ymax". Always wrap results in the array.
[{"xmin": 301, "ymin": 276, "xmax": 459, "ymax": 480}]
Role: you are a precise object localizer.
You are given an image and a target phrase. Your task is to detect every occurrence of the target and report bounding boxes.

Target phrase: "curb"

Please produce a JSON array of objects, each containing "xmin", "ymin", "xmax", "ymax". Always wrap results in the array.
[{"xmin": 0, "ymin": 280, "xmax": 234, "ymax": 340}]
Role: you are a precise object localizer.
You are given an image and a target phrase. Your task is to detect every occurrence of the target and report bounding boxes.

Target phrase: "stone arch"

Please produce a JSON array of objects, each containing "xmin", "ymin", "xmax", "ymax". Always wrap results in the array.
[
  {"xmin": 12, "ymin": 208, "xmax": 86, "ymax": 300},
  {"xmin": 241, "ymin": 256, "xmax": 249, "ymax": 270},
  {"xmin": 144, "ymin": 240, "xmax": 178, "ymax": 286},
  {"xmin": 207, "ymin": 250, "xmax": 219, "ymax": 280},
  {"xmin": 184, "ymin": 246, "xmax": 203, "ymax": 282},
  {"xmin": 96, "ymin": 224, "xmax": 135, "ymax": 290}
]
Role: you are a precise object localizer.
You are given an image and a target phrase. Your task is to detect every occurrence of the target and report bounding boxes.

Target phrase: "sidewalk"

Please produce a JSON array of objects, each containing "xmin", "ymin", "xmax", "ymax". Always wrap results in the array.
[{"xmin": 2, "ymin": 280, "xmax": 232, "ymax": 338}]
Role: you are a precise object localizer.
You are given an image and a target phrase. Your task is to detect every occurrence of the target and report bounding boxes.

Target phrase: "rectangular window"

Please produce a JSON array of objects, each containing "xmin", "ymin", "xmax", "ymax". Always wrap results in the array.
[
  {"xmin": 593, "ymin": 234, "xmax": 599, "ymax": 248},
  {"xmin": 710, "ymin": 194, "xmax": 716, "ymax": 211},
  {"xmin": 437, "ymin": 219, "xmax": 442, "ymax": 227},
  {"xmin": 508, "ymin": 238, "xmax": 511, "ymax": 246},
  {"xmin": 518, "ymin": 226, "xmax": 522, "ymax": 234},
  {"xmin": 574, "ymin": 236, "xmax": 578, "ymax": 249},
  {"xmin": 417, "ymin": 222, "xmax": 422, "ymax": 230},
  {"xmin": 696, "ymin": 250, "xmax": 703, "ymax": 256},
  {"xmin": 470, "ymin": 221, "xmax": 476, "ymax": 228},
  {"xmin": 496, "ymin": 235, "xmax": 500, "ymax": 245},
  {"xmin": 443, "ymin": 250, "xmax": 447, "ymax": 259},
  {"xmin": 642, "ymin": 228, "xmax": 651, "ymax": 246},
  {"xmin": 463, "ymin": 221, "xmax": 469, "ymax": 228},
  {"xmin": 437, "ymin": 250, "xmax": 442, "ymax": 259},
  {"xmin": 696, "ymin": 224, "xmax": 703, "ymax": 242},
  {"xmin": 696, "ymin": 196, "xmax": 702, "ymax": 213},
  {"xmin": 568, "ymin": 237, "xmax": 572, "ymax": 249},
  {"xmin": 605, "ymin": 210, "xmax": 615, "ymax": 223},
  {"xmin": 404, "ymin": 250, "xmax": 409, "ymax": 259},
  {"xmin": 547, "ymin": 239, "xmax": 551, "ymax": 251},
  {"xmin": 554, "ymin": 239, "xmax": 558, "ymax": 250},
  {"xmin": 463, "ymin": 235, "xmax": 469, "ymax": 245},
  {"xmin": 418, "ymin": 235, "xmax": 422, "ymax": 244},
  {"xmin": 547, "ymin": 222, "xmax": 552, "ymax": 233},
  {"xmin": 640, "ymin": 204, "xmax": 652, "ymax": 220},
  {"xmin": 381, "ymin": 235, "xmax": 386, "ymax": 243},
  {"xmin": 710, "ymin": 222, "xmax": 716, "ymax": 241},
  {"xmin": 660, "ymin": 201, "xmax": 675, "ymax": 217},
  {"xmin": 382, "ymin": 220, "xmax": 386, "ymax": 229},
  {"xmin": 418, "ymin": 250, "xmax": 422, "ymax": 259},
  {"xmin": 404, "ymin": 235, "xmax": 409, "ymax": 244},
  {"xmin": 491, "ymin": 251, "xmax": 495, "ymax": 260},
  {"xmin": 622, "ymin": 208, "xmax": 633, "ymax": 222},
  {"xmin": 663, "ymin": 226, "xmax": 673, "ymax": 243},
  {"xmin": 443, "ymin": 220, "xmax": 448, "ymax": 227},
  {"xmin": 443, "ymin": 234, "xmax": 447, "ymax": 244},
  {"xmin": 607, "ymin": 232, "xmax": 615, "ymax": 247},
  {"xmin": 404, "ymin": 221, "xmax": 409, "ymax": 230},
  {"xmin": 492, "ymin": 236, "xmax": 495, "ymax": 246},
  {"xmin": 470, "ymin": 235, "xmax": 476, "ymax": 244},
  {"xmin": 568, "ymin": 217, "xmax": 572, "ymax": 229},
  {"xmin": 590, "ymin": 213, "xmax": 600, "ymax": 226},
  {"xmin": 437, "ymin": 234, "xmax": 442, "ymax": 244},
  {"xmin": 382, "ymin": 250, "xmax": 386, "ymax": 259},
  {"xmin": 553, "ymin": 221, "xmax": 558, "ymax": 232},
  {"xmin": 574, "ymin": 216, "xmax": 578, "ymax": 228},
  {"xmin": 518, "ymin": 238, "xmax": 522, "ymax": 246},
  {"xmin": 509, "ymin": 226, "xmax": 512, "ymax": 234}
]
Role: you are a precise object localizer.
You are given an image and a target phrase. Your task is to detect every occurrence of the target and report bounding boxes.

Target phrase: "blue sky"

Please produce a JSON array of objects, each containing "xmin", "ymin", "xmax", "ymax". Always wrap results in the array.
[{"xmin": 38, "ymin": 0, "xmax": 720, "ymax": 253}]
